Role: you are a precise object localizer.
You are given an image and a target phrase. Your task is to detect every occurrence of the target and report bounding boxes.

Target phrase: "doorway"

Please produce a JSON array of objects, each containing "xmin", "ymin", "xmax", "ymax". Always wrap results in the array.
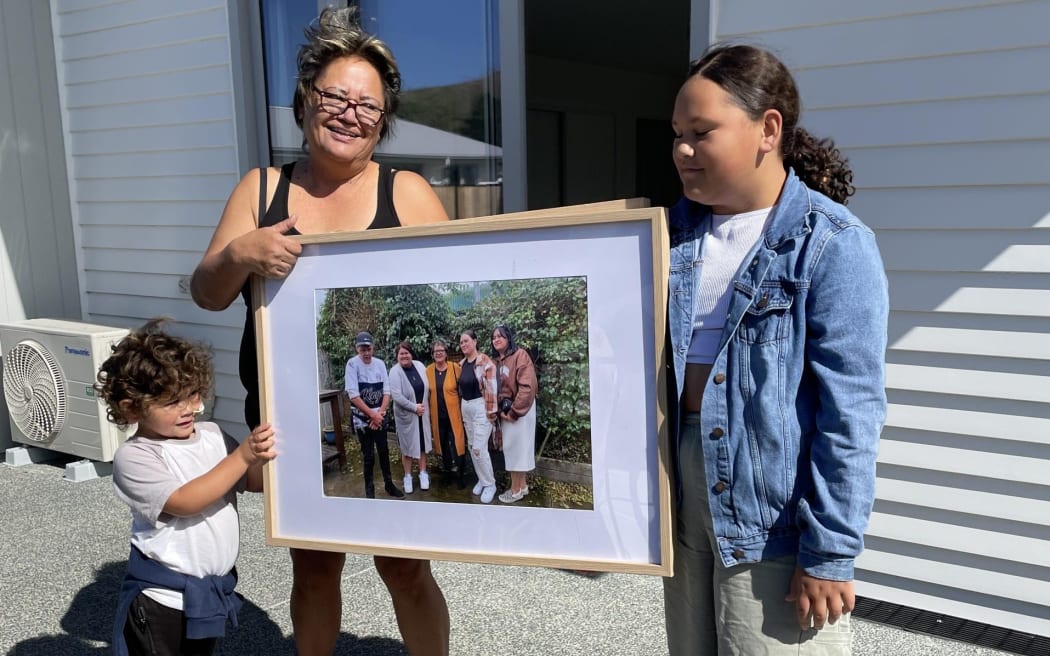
[{"xmin": 523, "ymin": 0, "xmax": 690, "ymax": 209}]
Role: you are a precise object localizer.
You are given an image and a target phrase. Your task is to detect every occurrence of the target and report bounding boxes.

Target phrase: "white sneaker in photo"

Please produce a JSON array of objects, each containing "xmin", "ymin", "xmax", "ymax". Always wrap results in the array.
[
  {"xmin": 480, "ymin": 485, "xmax": 497, "ymax": 504},
  {"xmin": 419, "ymin": 471, "xmax": 430, "ymax": 490},
  {"xmin": 472, "ymin": 481, "xmax": 484, "ymax": 496},
  {"xmin": 498, "ymin": 488, "xmax": 526, "ymax": 504},
  {"xmin": 404, "ymin": 475, "xmax": 414, "ymax": 494}
]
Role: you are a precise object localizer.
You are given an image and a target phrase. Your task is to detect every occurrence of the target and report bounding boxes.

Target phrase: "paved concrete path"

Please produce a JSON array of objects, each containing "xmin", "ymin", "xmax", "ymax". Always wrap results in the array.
[{"xmin": 0, "ymin": 457, "xmax": 1011, "ymax": 655}]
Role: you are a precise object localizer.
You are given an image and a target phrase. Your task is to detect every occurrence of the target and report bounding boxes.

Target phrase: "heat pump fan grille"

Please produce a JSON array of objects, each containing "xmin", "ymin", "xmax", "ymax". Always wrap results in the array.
[{"xmin": 3, "ymin": 340, "xmax": 68, "ymax": 442}]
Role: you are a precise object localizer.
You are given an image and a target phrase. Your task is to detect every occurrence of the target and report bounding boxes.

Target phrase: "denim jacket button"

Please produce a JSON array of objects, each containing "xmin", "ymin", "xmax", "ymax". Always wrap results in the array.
[
  {"xmin": 713, "ymin": 481, "xmax": 727, "ymax": 493},
  {"xmin": 710, "ymin": 427, "xmax": 725, "ymax": 439},
  {"xmin": 713, "ymin": 373, "xmax": 725, "ymax": 384},
  {"xmin": 756, "ymin": 293, "xmax": 769, "ymax": 309},
  {"xmin": 732, "ymin": 549, "xmax": 745, "ymax": 560}
]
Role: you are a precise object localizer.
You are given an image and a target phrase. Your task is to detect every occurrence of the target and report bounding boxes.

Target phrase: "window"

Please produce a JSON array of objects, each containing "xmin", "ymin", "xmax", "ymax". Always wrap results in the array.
[{"xmin": 260, "ymin": 0, "xmax": 503, "ymax": 219}]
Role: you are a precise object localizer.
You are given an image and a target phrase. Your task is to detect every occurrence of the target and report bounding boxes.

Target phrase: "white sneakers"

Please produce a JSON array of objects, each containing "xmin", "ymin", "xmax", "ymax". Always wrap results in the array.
[
  {"xmin": 400, "ymin": 472, "xmax": 523, "ymax": 505},
  {"xmin": 404, "ymin": 472, "xmax": 430, "ymax": 493},
  {"xmin": 471, "ymin": 480, "xmax": 500, "ymax": 503},
  {"xmin": 480, "ymin": 485, "xmax": 497, "ymax": 504},
  {"xmin": 498, "ymin": 486, "xmax": 529, "ymax": 504}
]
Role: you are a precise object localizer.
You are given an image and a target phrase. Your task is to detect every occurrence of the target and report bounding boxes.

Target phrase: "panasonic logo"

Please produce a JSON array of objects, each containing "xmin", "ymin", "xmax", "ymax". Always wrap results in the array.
[{"xmin": 64, "ymin": 346, "xmax": 90, "ymax": 356}]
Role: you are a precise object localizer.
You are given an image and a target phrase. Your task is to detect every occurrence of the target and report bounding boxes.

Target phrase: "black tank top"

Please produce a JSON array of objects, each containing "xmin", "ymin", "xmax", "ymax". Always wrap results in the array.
[{"xmin": 238, "ymin": 161, "xmax": 402, "ymax": 428}]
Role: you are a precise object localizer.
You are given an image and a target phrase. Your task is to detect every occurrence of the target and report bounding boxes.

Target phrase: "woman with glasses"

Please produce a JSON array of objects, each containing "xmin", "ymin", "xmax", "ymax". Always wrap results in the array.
[
  {"xmin": 189, "ymin": 7, "xmax": 450, "ymax": 656},
  {"xmin": 425, "ymin": 339, "xmax": 468, "ymax": 489}
]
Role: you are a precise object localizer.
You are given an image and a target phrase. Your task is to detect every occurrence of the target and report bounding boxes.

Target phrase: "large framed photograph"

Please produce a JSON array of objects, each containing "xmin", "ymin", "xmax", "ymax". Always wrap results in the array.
[{"xmin": 255, "ymin": 206, "xmax": 671, "ymax": 575}]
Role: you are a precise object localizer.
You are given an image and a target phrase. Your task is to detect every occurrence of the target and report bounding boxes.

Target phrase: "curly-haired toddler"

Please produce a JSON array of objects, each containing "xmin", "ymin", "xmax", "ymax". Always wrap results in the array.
[{"xmin": 96, "ymin": 318, "xmax": 276, "ymax": 656}]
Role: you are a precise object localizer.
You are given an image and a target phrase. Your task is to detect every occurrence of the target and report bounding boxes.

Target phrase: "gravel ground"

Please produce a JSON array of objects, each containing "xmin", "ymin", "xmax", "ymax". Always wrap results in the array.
[{"xmin": 0, "ymin": 455, "xmax": 1014, "ymax": 655}]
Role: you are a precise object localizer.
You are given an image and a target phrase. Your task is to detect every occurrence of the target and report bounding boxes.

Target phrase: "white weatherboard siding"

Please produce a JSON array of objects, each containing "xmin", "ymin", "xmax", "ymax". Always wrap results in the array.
[
  {"xmin": 0, "ymin": 1, "xmax": 81, "ymax": 327},
  {"xmin": 711, "ymin": 0, "xmax": 1050, "ymax": 637},
  {"xmin": 51, "ymin": 0, "xmax": 248, "ymax": 434}
]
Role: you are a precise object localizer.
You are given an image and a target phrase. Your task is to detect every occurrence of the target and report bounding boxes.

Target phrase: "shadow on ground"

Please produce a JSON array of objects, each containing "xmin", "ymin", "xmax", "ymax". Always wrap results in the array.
[{"xmin": 7, "ymin": 560, "xmax": 405, "ymax": 656}]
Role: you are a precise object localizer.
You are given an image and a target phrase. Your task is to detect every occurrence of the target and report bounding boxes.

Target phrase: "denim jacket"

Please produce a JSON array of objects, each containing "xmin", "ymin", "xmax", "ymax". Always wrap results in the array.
[
  {"xmin": 667, "ymin": 170, "xmax": 888, "ymax": 581},
  {"xmin": 113, "ymin": 545, "xmax": 241, "ymax": 655}
]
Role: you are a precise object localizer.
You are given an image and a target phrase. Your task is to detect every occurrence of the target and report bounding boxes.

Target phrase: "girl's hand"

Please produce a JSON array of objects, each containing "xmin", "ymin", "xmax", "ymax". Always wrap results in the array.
[
  {"xmin": 228, "ymin": 215, "xmax": 301, "ymax": 279},
  {"xmin": 415, "ymin": 403, "xmax": 425, "ymax": 416},
  {"xmin": 785, "ymin": 567, "xmax": 854, "ymax": 630}
]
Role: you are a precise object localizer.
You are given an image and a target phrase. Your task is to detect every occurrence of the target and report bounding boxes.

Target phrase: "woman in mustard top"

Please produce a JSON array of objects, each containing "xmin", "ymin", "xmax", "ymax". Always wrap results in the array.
[{"xmin": 425, "ymin": 339, "xmax": 468, "ymax": 488}]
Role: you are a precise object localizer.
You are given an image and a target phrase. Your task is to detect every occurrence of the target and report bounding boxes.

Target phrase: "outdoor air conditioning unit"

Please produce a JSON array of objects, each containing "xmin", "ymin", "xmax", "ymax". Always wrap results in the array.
[{"xmin": 0, "ymin": 318, "xmax": 131, "ymax": 463}]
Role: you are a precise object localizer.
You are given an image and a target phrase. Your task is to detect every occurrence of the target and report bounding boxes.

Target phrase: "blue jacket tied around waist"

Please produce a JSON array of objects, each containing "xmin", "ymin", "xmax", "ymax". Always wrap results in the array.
[
  {"xmin": 112, "ymin": 545, "xmax": 242, "ymax": 655},
  {"xmin": 667, "ymin": 169, "xmax": 888, "ymax": 581}
]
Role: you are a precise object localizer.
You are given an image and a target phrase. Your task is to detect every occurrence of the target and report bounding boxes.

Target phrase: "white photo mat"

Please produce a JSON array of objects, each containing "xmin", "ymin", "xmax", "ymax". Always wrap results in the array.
[{"xmin": 257, "ymin": 208, "xmax": 671, "ymax": 574}]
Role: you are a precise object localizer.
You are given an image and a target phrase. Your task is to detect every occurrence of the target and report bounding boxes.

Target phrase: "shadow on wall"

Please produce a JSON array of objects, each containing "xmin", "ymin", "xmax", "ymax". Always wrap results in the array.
[
  {"xmin": 7, "ymin": 560, "xmax": 407, "ymax": 656},
  {"xmin": 0, "ymin": 362, "xmax": 11, "ymax": 452},
  {"xmin": 849, "ymin": 181, "xmax": 1050, "ymax": 635}
]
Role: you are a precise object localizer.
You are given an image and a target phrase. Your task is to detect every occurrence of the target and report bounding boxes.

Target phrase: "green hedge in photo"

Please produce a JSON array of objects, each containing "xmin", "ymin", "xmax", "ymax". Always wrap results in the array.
[
  {"xmin": 457, "ymin": 278, "xmax": 591, "ymax": 464},
  {"xmin": 316, "ymin": 277, "xmax": 591, "ymax": 464}
]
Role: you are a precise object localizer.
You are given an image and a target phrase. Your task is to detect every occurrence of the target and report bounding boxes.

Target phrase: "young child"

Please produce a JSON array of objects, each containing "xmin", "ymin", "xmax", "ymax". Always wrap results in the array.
[
  {"xmin": 664, "ymin": 44, "xmax": 888, "ymax": 654},
  {"xmin": 96, "ymin": 319, "xmax": 276, "ymax": 656}
]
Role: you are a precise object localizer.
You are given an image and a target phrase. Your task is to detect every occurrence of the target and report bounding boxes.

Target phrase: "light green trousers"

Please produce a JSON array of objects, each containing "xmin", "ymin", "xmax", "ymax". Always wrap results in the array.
[{"xmin": 663, "ymin": 413, "xmax": 852, "ymax": 655}]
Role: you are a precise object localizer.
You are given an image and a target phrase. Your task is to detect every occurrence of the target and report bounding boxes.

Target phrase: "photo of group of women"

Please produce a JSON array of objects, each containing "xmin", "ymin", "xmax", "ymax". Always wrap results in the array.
[{"xmin": 314, "ymin": 276, "xmax": 594, "ymax": 510}]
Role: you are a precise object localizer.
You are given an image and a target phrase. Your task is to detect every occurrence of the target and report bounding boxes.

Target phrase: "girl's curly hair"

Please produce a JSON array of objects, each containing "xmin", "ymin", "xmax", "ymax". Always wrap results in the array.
[
  {"xmin": 687, "ymin": 44, "xmax": 855, "ymax": 204},
  {"xmin": 95, "ymin": 318, "xmax": 213, "ymax": 429}
]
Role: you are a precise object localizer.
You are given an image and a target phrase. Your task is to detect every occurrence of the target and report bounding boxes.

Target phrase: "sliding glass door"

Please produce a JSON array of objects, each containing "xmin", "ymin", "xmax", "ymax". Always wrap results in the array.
[{"xmin": 260, "ymin": 0, "xmax": 504, "ymax": 218}]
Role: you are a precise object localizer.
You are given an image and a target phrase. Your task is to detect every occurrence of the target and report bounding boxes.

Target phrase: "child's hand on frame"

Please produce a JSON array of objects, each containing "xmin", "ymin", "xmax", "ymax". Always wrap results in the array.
[{"xmin": 240, "ymin": 423, "xmax": 277, "ymax": 466}]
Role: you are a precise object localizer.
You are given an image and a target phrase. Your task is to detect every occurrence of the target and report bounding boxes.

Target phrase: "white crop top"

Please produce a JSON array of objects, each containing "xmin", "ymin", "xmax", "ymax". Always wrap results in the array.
[{"xmin": 687, "ymin": 207, "xmax": 772, "ymax": 365}]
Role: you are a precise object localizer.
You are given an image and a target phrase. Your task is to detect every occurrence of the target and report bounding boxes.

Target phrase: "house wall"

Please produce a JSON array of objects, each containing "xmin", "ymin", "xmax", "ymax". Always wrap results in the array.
[
  {"xmin": 0, "ymin": 0, "xmax": 82, "ymax": 450},
  {"xmin": 50, "ymin": 0, "xmax": 259, "ymax": 436},
  {"xmin": 709, "ymin": 0, "xmax": 1050, "ymax": 636},
  {"xmin": 0, "ymin": 0, "xmax": 81, "ymax": 326}
]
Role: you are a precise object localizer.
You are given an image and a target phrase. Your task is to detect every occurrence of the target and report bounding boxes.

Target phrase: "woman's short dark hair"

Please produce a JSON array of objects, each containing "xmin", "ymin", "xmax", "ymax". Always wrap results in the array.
[
  {"xmin": 491, "ymin": 324, "xmax": 518, "ymax": 357},
  {"xmin": 396, "ymin": 341, "xmax": 415, "ymax": 358},
  {"xmin": 293, "ymin": 6, "xmax": 401, "ymax": 142},
  {"xmin": 687, "ymin": 44, "xmax": 854, "ymax": 203}
]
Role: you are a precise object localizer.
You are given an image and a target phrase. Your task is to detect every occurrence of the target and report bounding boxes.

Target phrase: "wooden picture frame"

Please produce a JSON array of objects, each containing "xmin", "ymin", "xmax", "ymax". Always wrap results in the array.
[{"xmin": 254, "ymin": 205, "xmax": 672, "ymax": 575}]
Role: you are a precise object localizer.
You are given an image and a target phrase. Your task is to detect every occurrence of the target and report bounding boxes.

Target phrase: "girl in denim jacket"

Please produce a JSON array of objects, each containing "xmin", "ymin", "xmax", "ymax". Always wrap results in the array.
[{"xmin": 664, "ymin": 44, "xmax": 888, "ymax": 655}]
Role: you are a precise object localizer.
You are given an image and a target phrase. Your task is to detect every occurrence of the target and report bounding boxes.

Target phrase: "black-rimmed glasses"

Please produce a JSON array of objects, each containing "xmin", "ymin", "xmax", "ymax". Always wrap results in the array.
[{"xmin": 312, "ymin": 87, "xmax": 386, "ymax": 126}]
